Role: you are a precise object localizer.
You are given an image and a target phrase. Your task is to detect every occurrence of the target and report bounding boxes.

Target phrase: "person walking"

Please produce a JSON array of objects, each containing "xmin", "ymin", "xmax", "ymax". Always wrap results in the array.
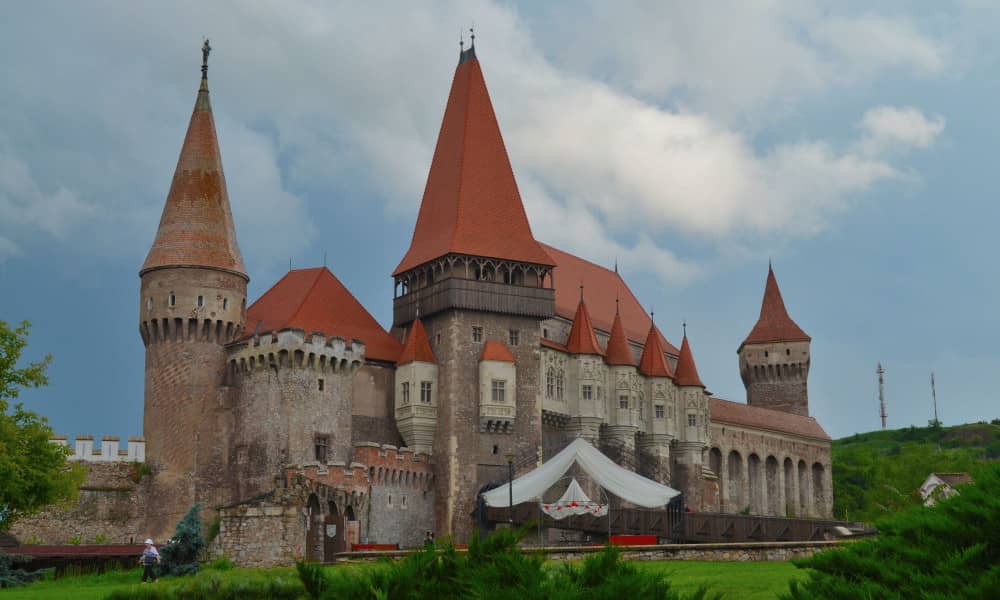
[{"xmin": 139, "ymin": 538, "xmax": 160, "ymax": 583}]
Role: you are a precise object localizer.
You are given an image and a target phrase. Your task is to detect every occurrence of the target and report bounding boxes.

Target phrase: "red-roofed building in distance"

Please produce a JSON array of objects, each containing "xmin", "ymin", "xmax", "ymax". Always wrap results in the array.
[{"xmin": 17, "ymin": 40, "xmax": 832, "ymax": 564}]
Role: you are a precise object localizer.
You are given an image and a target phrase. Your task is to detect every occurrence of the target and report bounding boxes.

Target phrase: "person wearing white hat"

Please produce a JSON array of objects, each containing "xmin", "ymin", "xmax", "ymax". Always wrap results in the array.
[{"xmin": 139, "ymin": 538, "xmax": 160, "ymax": 583}]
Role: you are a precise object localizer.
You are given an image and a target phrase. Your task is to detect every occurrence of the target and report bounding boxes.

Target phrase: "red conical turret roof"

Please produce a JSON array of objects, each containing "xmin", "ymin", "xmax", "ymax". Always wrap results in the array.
[
  {"xmin": 674, "ymin": 333, "xmax": 705, "ymax": 388},
  {"xmin": 398, "ymin": 318, "xmax": 436, "ymax": 365},
  {"xmin": 142, "ymin": 59, "xmax": 246, "ymax": 278},
  {"xmin": 565, "ymin": 294, "xmax": 603, "ymax": 356},
  {"xmin": 393, "ymin": 47, "xmax": 553, "ymax": 275},
  {"xmin": 604, "ymin": 308, "xmax": 635, "ymax": 366},
  {"xmin": 638, "ymin": 320, "xmax": 673, "ymax": 378},
  {"xmin": 740, "ymin": 265, "xmax": 810, "ymax": 350}
]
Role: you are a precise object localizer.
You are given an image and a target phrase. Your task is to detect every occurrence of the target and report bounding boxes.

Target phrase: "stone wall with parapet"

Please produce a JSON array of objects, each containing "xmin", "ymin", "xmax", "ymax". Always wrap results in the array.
[
  {"xmin": 50, "ymin": 435, "xmax": 145, "ymax": 462},
  {"xmin": 356, "ymin": 443, "xmax": 435, "ymax": 548},
  {"xmin": 10, "ymin": 462, "xmax": 154, "ymax": 545}
]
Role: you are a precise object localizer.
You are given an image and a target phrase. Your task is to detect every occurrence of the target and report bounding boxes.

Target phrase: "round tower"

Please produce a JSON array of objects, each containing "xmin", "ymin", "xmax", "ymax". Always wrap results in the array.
[
  {"xmin": 738, "ymin": 264, "xmax": 811, "ymax": 416},
  {"xmin": 138, "ymin": 41, "xmax": 248, "ymax": 529}
]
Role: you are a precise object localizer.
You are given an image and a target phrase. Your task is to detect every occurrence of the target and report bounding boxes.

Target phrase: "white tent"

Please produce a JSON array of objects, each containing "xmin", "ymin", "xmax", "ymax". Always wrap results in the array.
[
  {"xmin": 541, "ymin": 477, "xmax": 608, "ymax": 519},
  {"xmin": 481, "ymin": 438, "xmax": 680, "ymax": 508}
]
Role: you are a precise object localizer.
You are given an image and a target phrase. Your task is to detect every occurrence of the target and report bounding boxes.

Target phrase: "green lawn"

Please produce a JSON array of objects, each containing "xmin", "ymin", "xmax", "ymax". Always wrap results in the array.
[{"xmin": 0, "ymin": 560, "xmax": 806, "ymax": 599}]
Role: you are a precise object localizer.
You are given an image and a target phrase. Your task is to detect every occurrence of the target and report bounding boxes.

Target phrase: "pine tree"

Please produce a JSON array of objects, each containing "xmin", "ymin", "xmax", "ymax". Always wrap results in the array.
[{"xmin": 159, "ymin": 504, "xmax": 205, "ymax": 576}]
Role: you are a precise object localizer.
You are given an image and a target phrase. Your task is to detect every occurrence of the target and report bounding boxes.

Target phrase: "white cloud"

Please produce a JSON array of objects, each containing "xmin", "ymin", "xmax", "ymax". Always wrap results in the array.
[
  {"xmin": 859, "ymin": 106, "xmax": 946, "ymax": 154},
  {"xmin": 0, "ymin": 150, "xmax": 95, "ymax": 241},
  {"xmin": 813, "ymin": 16, "xmax": 947, "ymax": 76},
  {"xmin": 0, "ymin": 235, "xmax": 20, "ymax": 263}
]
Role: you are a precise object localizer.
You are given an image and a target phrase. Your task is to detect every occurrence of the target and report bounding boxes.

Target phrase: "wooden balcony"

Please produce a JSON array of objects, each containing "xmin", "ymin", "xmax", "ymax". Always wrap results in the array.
[{"xmin": 393, "ymin": 277, "xmax": 555, "ymax": 326}]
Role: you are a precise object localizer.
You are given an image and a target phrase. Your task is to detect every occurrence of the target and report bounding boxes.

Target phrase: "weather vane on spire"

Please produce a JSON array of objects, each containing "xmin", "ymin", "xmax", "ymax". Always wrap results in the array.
[
  {"xmin": 469, "ymin": 23, "xmax": 475, "ymax": 47},
  {"xmin": 202, "ymin": 39, "xmax": 211, "ymax": 78},
  {"xmin": 682, "ymin": 320, "xmax": 687, "ymax": 337}
]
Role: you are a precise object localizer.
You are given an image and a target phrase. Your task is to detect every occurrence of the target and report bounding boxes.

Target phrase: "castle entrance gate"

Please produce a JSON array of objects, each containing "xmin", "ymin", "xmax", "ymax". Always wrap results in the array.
[{"xmin": 323, "ymin": 514, "xmax": 348, "ymax": 557}]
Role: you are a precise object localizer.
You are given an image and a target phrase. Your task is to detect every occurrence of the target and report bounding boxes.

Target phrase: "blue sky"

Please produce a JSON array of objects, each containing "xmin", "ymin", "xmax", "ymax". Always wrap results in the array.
[{"xmin": 1, "ymin": 1, "xmax": 997, "ymax": 442}]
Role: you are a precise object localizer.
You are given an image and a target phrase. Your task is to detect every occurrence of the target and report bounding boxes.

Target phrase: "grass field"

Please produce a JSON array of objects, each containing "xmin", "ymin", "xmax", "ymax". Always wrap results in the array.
[{"xmin": 0, "ymin": 560, "xmax": 807, "ymax": 599}]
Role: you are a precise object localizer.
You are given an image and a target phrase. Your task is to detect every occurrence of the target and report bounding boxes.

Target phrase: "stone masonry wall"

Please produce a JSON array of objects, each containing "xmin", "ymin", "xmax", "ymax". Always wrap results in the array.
[
  {"xmin": 216, "ymin": 503, "xmax": 306, "ymax": 568},
  {"xmin": 11, "ymin": 463, "xmax": 154, "ymax": 545},
  {"xmin": 358, "ymin": 444, "xmax": 435, "ymax": 548},
  {"xmin": 739, "ymin": 340, "xmax": 810, "ymax": 416},
  {"xmin": 352, "ymin": 364, "xmax": 403, "ymax": 448}
]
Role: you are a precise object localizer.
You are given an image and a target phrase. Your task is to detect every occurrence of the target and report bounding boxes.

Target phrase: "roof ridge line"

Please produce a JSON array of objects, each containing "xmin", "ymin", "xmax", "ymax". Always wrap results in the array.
[{"xmin": 285, "ymin": 268, "xmax": 327, "ymax": 330}]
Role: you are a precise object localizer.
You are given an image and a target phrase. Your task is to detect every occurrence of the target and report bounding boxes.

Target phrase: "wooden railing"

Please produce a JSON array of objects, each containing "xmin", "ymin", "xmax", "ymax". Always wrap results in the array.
[{"xmin": 394, "ymin": 277, "xmax": 554, "ymax": 325}]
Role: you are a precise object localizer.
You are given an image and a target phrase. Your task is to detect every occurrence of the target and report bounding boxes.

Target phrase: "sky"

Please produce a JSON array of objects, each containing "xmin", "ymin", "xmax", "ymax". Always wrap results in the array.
[{"xmin": 1, "ymin": 1, "xmax": 998, "ymax": 442}]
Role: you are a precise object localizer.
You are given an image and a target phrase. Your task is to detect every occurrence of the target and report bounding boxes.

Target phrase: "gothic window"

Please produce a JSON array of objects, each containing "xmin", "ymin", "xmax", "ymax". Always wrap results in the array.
[
  {"xmin": 314, "ymin": 435, "xmax": 329, "ymax": 463},
  {"xmin": 619, "ymin": 395, "xmax": 629, "ymax": 409},
  {"xmin": 687, "ymin": 414, "xmax": 697, "ymax": 427},
  {"xmin": 492, "ymin": 380, "xmax": 506, "ymax": 403},
  {"xmin": 655, "ymin": 404, "xmax": 665, "ymax": 419},
  {"xmin": 582, "ymin": 385, "xmax": 592, "ymax": 401},
  {"xmin": 509, "ymin": 329, "xmax": 519, "ymax": 346},
  {"xmin": 546, "ymin": 367, "xmax": 555, "ymax": 399},
  {"xmin": 556, "ymin": 370, "xmax": 565, "ymax": 401},
  {"xmin": 420, "ymin": 381, "xmax": 432, "ymax": 404},
  {"xmin": 472, "ymin": 326, "xmax": 483, "ymax": 343},
  {"xmin": 401, "ymin": 382, "xmax": 410, "ymax": 405}
]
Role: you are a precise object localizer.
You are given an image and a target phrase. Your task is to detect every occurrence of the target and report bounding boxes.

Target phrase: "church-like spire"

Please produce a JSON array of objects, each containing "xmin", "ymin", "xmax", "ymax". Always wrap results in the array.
[
  {"xmin": 398, "ymin": 317, "xmax": 436, "ymax": 365},
  {"xmin": 673, "ymin": 332, "xmax": 705, "ymax": 388},
  {"xmin": 740, "ymin": 264, "xmax": 809, "ymax": 350},
  {"xmin": 604, "ymin": 309, "xmax": 635, "ymax": 366},
  {"xmin": 638, "ymin": 317, "xmax": 673, "ymax": 378},
  {"xmin": 565, "ymin": 291, "xmax": 603, "ymax": 355},
  {"xmin": 393, "ymin": 43, "xmax": 553, "ymax": 275},
  {"xmin": 141, "ymin": 40, "xmax": 246, "ymax": 279}
]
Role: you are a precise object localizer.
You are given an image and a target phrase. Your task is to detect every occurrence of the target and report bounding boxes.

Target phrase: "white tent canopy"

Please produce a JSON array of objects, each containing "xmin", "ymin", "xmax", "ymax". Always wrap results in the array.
[
  {"xmin": 481, "ymin": 438, "xmax": 680, "ymax": 509},
  {"xmin": 541, "ymin": 477, "xmax": 608, "ymax": 519}
]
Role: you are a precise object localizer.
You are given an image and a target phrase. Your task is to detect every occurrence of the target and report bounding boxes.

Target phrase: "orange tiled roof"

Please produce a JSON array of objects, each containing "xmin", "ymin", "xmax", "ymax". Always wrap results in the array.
[
  {"xmin": 398, "ymin": 317, "xmax": 435, "ymax": 365},
  {"xmin": 709, "ymin": 398, "xmax": 830, "ymax": 441},
  {"xmin": 480, "ymin": 340, "xmax": 516, "ymax": 362},
  {"xmin": 141, "ymin": 74, "xmax": 246, "ymax": 278},
  {"xmin": 540, "ymin": 338, "xmax": 569, "ymax": 352},
  {"xmin": 741, "ymin": 265, "xmax": 810, "ymax": 349},
  {"xmin": 245, "ymin": 267, "xmax": 402, "ymax": 363},
  {"xmin": 540, "ymin": 243, "xmax": 679, "ymax": 356},
  {"xmin": 673, "ymin": 334, "xmax": 704, "ymax": 387},
  {"xmin": 604, "ymin": 311, "xmax": 635, "ymax": 366},
  {"xmin": 393, "ymin": 49, "xmax": 553, "ymax": 275},
  {"xmin": 638, "ymin": 322, "xmax": 673, "ymax": 378},
  {"xmin": 565, "ymin": 297, "xmax": 604, "ymax": 355}
]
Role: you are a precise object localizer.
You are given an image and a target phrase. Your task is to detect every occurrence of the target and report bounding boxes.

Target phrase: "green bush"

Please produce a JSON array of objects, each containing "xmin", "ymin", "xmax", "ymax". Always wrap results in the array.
[
  {"xmin": 0, "ymin": 549, "xmax": 48, "ymax": 588},
  {"xmin": 104, "ymin": 569, "xmax": 303, "ymax": 599},
  {"xmin": 784, "ymin": 462, "xmax": 1000, "ymax": 599},
  {"xmin": 159, "ymin": 504, "xmax": 205, "ymax": 576}
]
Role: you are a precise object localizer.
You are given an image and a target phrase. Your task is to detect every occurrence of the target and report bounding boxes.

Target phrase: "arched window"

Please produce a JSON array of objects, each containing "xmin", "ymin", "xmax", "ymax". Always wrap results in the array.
[
  {"xmin": 556, "ymin": 370, "xmax": 565, "ymax": 401},
  {"xmin": 546, "ymin": 368, "xmax": 555, "ymax": 399}
]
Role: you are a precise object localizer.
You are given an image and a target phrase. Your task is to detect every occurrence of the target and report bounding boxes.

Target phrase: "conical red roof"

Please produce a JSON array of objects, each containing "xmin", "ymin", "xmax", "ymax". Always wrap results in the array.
[
  {"xmin": 142, "ymin": 71, "xmax": 246, "ymax": 278},
  {"xmin": 244, "ymin": 267, "xmax": 402, "ymax": 363},
  {"xmin": 393, "ymin": 48, "xmax": 553, "ymax": 275},
  {"xmin": 398, "ymin": 318, "xmax": 436, "ymax": 365},
  {"xmin": 741, "ymin": 265, "xmax": 810, "ymax": 349},
  {"xmin": 638, "ymin": 321, "xmax": 673, "ymax": 378},
  {"xmin": 674, "ymin": 334, "xmax": 705, "ymax": 388},
  {"xmin": 604, "ymin": 310, "xmax": 635, "ymax": 366},
  {"xmin": 565, "ymin": 296, "xmax": 603, "ymax": 355}
]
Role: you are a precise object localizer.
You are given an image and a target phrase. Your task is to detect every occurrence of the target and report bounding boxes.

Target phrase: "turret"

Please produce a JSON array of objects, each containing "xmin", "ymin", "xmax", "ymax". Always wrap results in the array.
[
  {"xmin": 395, "ymin": 317, "xmax": 438, "ymax": 454},
  {"xmin": 738, "ymin": 264, "xmax": 811, "ymax": 416},
  {"xmin": 636, "ymin": 316, "xmax": 674, "ymax": 484},
  {"xmin": 138, "ymin": 41, "xmax": 248, "ymax": 529},
  {"xmin": 563, "ymin": 292, "xmax": 606, "ymax": 442},
  {"xmin": 672, "ymin": 328, "xmax": 710, "ymax": 509},
  {"xmin": 602, "ymin": 304, "xmax": 640, "ymax": 461}
]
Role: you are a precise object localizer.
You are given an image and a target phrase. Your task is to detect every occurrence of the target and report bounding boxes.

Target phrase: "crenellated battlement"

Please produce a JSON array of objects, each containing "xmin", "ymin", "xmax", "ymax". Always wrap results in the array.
[
  {"xmin": 354, "ymin": 443, "xmax": 434, "ymax": 490},
  {"xmin": 227, "ymin": 328, "xmax": 365, "ymax": 378},
  {"xmin": 140, "ymin": 316, "xmax": 243, "ymax": 346},
  {"xmin": 50, "ymin": 434, "xmax": 145, "ymax": 462}
]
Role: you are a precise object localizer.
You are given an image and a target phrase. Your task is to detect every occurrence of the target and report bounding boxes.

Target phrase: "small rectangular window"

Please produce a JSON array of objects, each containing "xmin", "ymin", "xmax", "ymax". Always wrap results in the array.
[
  {"xmin": 582, "ymin": 385, "xmax": 592, "ymax": 401},
  {"xmin": 387, "ymin": 494, "xmax": 393, "ymax": 507},
  {"xmin": 420, "ymin": 381, "xmax": 432, "ymax": 404},
  {"xmin": 543, "ymin": 328, "xmax": 549, "ymax": 338},
  {"xmin": 401, "ymin": 382, "xmax": 410, "ymax": 405},
  {"xmin": 197, "ymin": 295, "xmax": 204, "ymax": 307},
  {"xmin": 314, "ymin": 435, "xmax": 329, "ymax": 463},
  {"xmin": 223, "ymin": 297, "xmax": 229, "ymax": 310},
  {"xmin": 492, "ymin": 379, "xmax": 506, "ymax": 403},
  {"xmin": 318, "ymin": 378, "xmax": 325, "ymax": 391},
  {"xmin": 472, "ymin": 326, "xmax": 483, "ymax": 343},
  {"xmin": 619, "ymin": 395, "xmax": 629, "ymax": 409},
  {"xmin": 169, "ymin": 293, "xmax": 176, "ymax": 307},
  {"xmin": 509, "ymin": 329, "xmax": 519, "ymax": 346},
  {"xmin": 401, "ymin": 496, "xmax": 407, "ymax": 509},
  {"xmin": 688, "ymin": 414, "xmax": 697, "ymax": 427},
  {"xmin": 655, "ymin": 405, "xmax": 665, "ymax": 419}
]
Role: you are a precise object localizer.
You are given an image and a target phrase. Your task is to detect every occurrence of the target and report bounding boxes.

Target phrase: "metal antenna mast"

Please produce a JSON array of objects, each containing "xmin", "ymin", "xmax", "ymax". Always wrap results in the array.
[
  {"xmin": 931, "ymin": 371, "xmax": 938, "ymax": 424},
  {"xmin": 877, "ymin": 362, "xmax": 887, "ymax": 430}
]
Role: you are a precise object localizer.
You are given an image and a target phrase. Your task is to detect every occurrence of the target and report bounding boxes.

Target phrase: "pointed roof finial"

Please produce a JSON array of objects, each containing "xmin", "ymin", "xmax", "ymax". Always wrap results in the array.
[
  {"xmin": 768, "ymin": 256, "xmax": 772, "ymax": 271},
  {"xmin": 201, "ymin": 38, "xmax": 211, "ymax": 80},
  {"xmin": 460, "ymin": 27, "xmax": 464, "ymax": 50},
  {"xmin": 470, "ymin": 24, "xmax": 475, "ymax": 48},
  {"xmin": 682, "ymin": 319, "xmax": 687, "ymax": 337},
  {"xmin": 615, "ymin": 293, "xmax": 620, "ymax": 315},
  {"xmin": 614, "ymin": 256, "xmax": 618, "ymax": 274},
  {"xmin": 579, "ymin": 282, "xmax": 584, "ymax": 302}
]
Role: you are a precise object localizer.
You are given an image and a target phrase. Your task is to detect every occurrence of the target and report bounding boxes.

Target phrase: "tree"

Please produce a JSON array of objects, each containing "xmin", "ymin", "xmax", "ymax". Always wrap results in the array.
[
  {"xmin": 0, "ymin": 320, "xmax": 85, "ymax": 531},
  {"xmin": 159, "ymin": 504, "xmax": 205, "ymax": 576}
]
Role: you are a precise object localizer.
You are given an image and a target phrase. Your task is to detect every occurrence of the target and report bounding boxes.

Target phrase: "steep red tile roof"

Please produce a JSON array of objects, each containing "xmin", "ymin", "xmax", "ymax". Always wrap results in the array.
[
  {"xmin": 398, "ymin": 317, "xmax": 435, "ymax": 365},
  {"xmin": 393, "ymin": 48, "xmax": 553, "ymax": 275},
  {"xmin": 565, "ymin": 296, "xmax": 604, "ymax": 355},
  {"xmin": 540, "ymin": 338, "xmax": 568, "ymax": 352},
  {"xmin": 673, "ymin": 334, "xmax": 704, "ymax": 387},
  {"xmin": 480, "ymin": 340, "xmax": 516, "ymax": 362},
  {"xmin": 638, "ymin": 321, "xmax": 673, "ymax": 378},
  {"xmin": 245, "ymin": 267, "xmax": 402, "ymax": 363},
  {"xmin": 540, "ymin": 243, "xmax": 679, "ymax": 356},
  {"xmin": 604, "ymin": 311, "xmax": 636, "ymax": 366},
  {"xmin": 141, "ymin": 70, "xmax": 246, "ymax": 278},
  {"xmin": 741, "ymin": 265, "xmax": 810, "ymax": 350},
  {"xmin": 709, "ymin": 398, "xmax": 830, "ymax": 441}
]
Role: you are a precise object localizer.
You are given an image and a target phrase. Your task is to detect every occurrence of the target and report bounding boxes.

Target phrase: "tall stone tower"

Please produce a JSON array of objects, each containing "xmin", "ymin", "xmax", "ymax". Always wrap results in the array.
[
  {"xmin": 738, "ymin": 265, "xmax": 810, "ymax": 416},
  {"xmin": 392, "ymin": 43, "xmax": 555, "ymax": 540},
  {"xmin": 138, "ymin": 43, "xmax": 248, "ymax": 531}
]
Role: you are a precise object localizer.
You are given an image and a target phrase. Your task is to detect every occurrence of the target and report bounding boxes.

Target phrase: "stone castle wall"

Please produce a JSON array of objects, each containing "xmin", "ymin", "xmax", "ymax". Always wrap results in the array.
[
  {"xmin": 352, "ymin": 364, "xmax": 403, "ymax": 448},
  {"xmin": 739, "ymin": 340, "xmax": 810, "ymax": 416},
  {"xmin": 359, "ymin": 445, "xmax": 435, "ymax": 548}
]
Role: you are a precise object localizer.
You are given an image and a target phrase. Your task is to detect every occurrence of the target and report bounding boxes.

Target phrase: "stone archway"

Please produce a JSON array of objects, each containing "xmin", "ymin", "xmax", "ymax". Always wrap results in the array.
[
  {"xmin": 783, "ymin": 458, "xmax": 795, "ymax": 516},
  {"xmin": 748, "ymin": 454, "xmax": 763, "ymax": 515},
  {"xmin": 709, "ymin": 448, "xmax": 723, "ymax": 511},
  {"xmin": 812, "ymin": 463, "xmax": 826, "ymax": 517},
  {"xmin": 798, "ymin": 460, "xmax": 809, "ymax": 515},
  {"xmin": 765, "ymin": 456, "xmax": 781, "ymax": 516},
  {"xmin": 727, "ymin": 450, "xmax": 744, "ymax": 512},
  {"xmin": 306, "ymin": 493, "xmax": 323, "ymax": 562}
]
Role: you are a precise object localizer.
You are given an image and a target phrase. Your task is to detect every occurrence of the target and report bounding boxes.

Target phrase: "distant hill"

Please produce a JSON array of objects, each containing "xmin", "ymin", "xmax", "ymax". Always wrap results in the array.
[{"xmin": 832, "ymin": 420, "xmax": 999, "ymax": 523}]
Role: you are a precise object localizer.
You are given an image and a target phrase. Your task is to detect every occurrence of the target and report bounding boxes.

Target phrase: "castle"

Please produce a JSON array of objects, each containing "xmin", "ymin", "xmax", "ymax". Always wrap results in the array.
[{"xmin": 17, "ymin": 42, "xmax": 832, "ymax": 565}]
